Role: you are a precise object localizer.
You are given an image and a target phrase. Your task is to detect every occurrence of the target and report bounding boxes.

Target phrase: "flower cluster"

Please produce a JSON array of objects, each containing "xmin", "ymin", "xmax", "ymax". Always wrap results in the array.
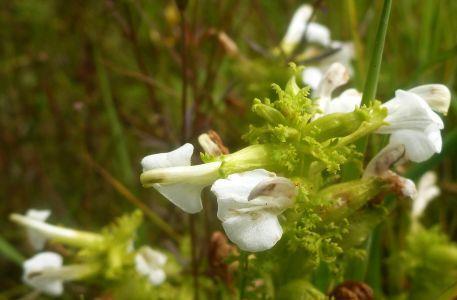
[
  {"xmin": 11, "ymin": 210, "xmax": 170, "ymax": 297},
  {"xmin": 140, "ymin": 64, "xmax": 450, "ymax": 259}
]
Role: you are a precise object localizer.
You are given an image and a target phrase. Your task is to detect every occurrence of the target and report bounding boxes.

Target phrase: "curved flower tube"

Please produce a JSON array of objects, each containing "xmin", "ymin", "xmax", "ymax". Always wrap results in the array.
[
  {"xmin": 211, "ymin": 169, "xmax": 297, "ymax": 252},
  {"xmin": 363, "ymin": 144, "xmax": 416, "ymax": 199},
  {"xmin": 141, "ymin": 143, "xmax": 221, "ymax": 213},
  {"xmin": 10, "ymin": 213, "xmax": 104, "ymax": 248},
  {"xmin": 25, "ymin": 209, "xmax": 51, "ymax": 250},
  {"xmin": 135, "ymin": 246, "xmax": 167, "ymax": 286}
]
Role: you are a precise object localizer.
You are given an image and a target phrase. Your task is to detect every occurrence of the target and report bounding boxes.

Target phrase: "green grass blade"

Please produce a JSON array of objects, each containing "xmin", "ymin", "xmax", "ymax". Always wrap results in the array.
[
  {"xmin": 94, "ymin": 49, "xmax": 134, "ymax": 185},
  {"xmin": 0, "ymin": 235, "xmax": 24, "ymax": 266}
]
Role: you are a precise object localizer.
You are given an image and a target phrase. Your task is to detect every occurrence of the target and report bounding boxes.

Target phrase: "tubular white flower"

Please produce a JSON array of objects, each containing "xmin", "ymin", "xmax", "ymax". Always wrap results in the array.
[
  {"xmin": 408, "ymin": 84, "xmax": 451, "ymax": 115},
  {"xmin": 23, "ymin": 252, "xmax": 100, "ymax": 296},
  {"xmin": 25, "ymin": 209, "xmax": 51, "ymax": 250},
  {"xmin": 280, "ymin": 4, "xmax": 313, "ymax": 54},
  {"xmin": 10, "ymin": 213, "xmax": 104, "ymax": 248},
  {"xmin": 23, "ymin": 252, "xmax": 64, "ymax": 296},
  {"xmin": 140, "ymin": 143, "xmax": 221, "ymax": 214},
  {"xmin": 412, "ymin": 171, "xmax": 440, "ymax": 218},
  {"xmin": 211, "ymin": 169, "xmax": 297, "ymax": 252},
  {"xmin": 376, "ymin": 90, "xmax": 444, "ymax": 162},
  {"xmin": 135, "ymin": 246, "xmax": 167, "ymax": 286}
]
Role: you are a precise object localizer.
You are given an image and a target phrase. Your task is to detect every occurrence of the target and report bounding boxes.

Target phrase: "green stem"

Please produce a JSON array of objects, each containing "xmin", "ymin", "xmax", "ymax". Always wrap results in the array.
[
  {"xmin": 361, "ymin": 0, "xmax": 392, "ymax": 107},
  {"xmin": 239, "ymin": 251, "xmax": 249, "ymax": 300},
  {"xmin": 0, "ymin": 235, "xmax": 24, "ymax": 266}
]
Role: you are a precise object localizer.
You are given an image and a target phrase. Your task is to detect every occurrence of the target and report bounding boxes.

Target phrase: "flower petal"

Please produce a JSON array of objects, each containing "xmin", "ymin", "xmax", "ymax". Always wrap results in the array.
[
  {"xmin": 408, "ymin": 84, "xmax": 451, "ymax": 115},
  {"xmin": 153, "ymin": 182, "xmax": 204, "ymax": 213},
  {"xmin": 412, "ymin": 171, "xmax": 441, "ymax": 218},
  {"xmin": 326, "ymin": 88, "xmax": 362, "ymax": 114},
  {"xmin": 302, "ymin": 67, "xmax": 323, "ymax": 90},
  {"xmin": 141, "ymin": 143, "xmax": 193, "ymax": 171},
  {"xmin": 222, "ymin": 213, "xmax": 282, "ymax": 252},
  {"xmin": 211, "ymin": 169, "xmax": 275, "ymax": 221},
  {"xmin": 135, "ymin": 247, "xmax": 167, "ymax": 286},
  {"xmin": 306, "ymin": 22, "xmax": 331, "ymax": 46},
  {"xmin": 378, "ymin": 90, "xmax": 443, "ymax": 134},
  {"xmin": 389, "ymin": 126, "xmax": 442, "ymax": 162},
  {"xmin": 25, "ymin": 209, "xmax": 51, "ymax": 251},
  {"xmin": 23, "ymin": 252, "xmax": 64, "ymax": 296},
  {"xmin": 280, "ymin": 4, "xmax": 313, "ymax": 53}
]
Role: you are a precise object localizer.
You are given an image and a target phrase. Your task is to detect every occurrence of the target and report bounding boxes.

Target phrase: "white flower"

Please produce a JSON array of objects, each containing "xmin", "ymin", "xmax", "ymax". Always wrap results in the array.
[
  {"xmin": 141, "ymin": 143, "xmax": 221, "ymax": 214},
  {"xmin": 23, "ymin": 252, "xmax": 64, "ymax": 296},
  {"xmin": 412, "ymin": 171, "xmax": 440, "ymax": 218},
  {"xmin": 25, "ymin": 209, "xmax": 51, "ymax": 250},
  {"xmin": 135, "ymin": 246, "xmax": 167, "ymax": 286},
  {"xmin": 377, "ymin": 90, "xmax": 444, "ymax": 162},
  {"xmin": 211, "ymin": 169, "xmax": 297, "ymax": 252}
]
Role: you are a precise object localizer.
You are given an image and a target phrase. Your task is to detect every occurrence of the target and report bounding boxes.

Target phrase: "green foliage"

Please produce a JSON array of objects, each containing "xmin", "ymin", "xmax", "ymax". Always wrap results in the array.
[
  {"xmin": 78, "ymin": 210, "xmax": 143, "ymax": 279},
  {"xmin": 401, "ymin": 227, "xmax": 457, "ymax": 300}
]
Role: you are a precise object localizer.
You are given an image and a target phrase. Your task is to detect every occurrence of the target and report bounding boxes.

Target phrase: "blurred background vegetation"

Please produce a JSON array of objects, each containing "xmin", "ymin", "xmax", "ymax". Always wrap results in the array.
[{"xmin": 1, "ymin": 0, "xmax": 456, "ymax": 298}]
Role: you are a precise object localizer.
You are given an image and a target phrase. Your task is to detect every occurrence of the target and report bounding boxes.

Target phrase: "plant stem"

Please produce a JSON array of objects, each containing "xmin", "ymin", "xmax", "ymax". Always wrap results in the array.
[
  {"xmin": 189, "ymin": 214, "xmax": 199, "ymax": 300},
  {"xmin": 239, "ymin": 251, "xmax": 249, "ymax": 300},
  {"xmin": 360, "ymin": 0, "xmax": 392, "ymax": 107},
  {"xmin": 0, "ymin": 235, "xmax": 24, "ymax": 266}
]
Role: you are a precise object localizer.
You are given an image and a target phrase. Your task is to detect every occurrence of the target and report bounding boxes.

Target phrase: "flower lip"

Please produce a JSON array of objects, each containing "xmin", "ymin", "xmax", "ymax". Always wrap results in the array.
[
  {"xmin": 211, "ymin": 169, "xmax": 297, "ymax": 252},
  {"xmin": 23, "ymin": 252, "xmax": 64, "ymax": 296}
]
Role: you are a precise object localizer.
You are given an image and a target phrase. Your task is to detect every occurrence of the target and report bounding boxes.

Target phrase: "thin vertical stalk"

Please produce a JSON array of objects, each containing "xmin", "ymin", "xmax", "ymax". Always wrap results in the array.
[
  {"xmin": 360, "ymin": 0, "xmax": 392, "ymax": 107},
  {"xmin": 189, "ymin": 214, "xmax": 199, "ymax": 300},
  {"xmin": 342, "ymin": 0, "xmax": 393, "ymax": 280},
  {"xmin": 0, "ymin": 235, "xmax": 24, "ymax": 266}
]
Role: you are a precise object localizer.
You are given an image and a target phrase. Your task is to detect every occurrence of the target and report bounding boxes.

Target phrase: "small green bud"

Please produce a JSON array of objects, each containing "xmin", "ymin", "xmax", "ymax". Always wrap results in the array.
[
  {"xmin": 252, "ymin": 99, "xmax": 287, "ymax": 125},
  {"xmin": 303, "ymin": 110, "xmax": 368, "ymax": 142}
]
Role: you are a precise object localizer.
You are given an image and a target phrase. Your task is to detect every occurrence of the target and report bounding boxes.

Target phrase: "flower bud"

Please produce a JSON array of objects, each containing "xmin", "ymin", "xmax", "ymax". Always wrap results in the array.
[
  {"xmin": 198, "ymin": 131, "xmax": 229, "ymax": 156},
  {"xmin": 252, "ymin": 100, "xmax": 287, "ymax": 125}
]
